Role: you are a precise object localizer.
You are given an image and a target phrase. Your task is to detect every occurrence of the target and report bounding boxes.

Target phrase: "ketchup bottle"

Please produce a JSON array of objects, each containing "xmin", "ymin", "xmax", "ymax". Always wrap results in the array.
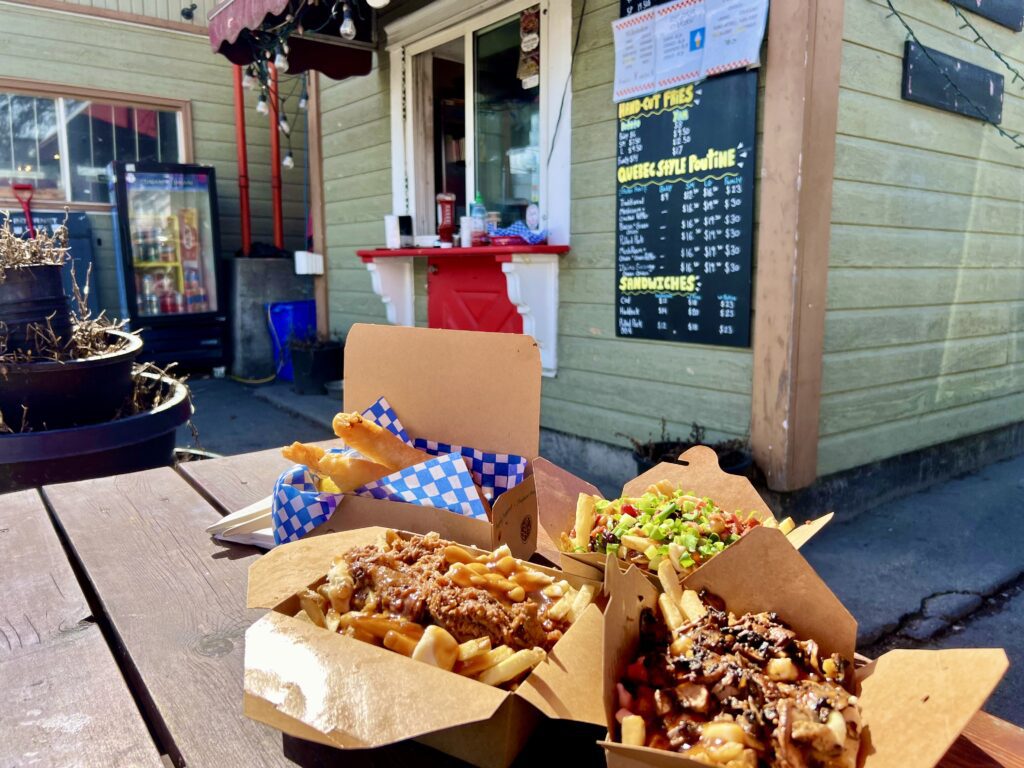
[{"xmin": 436, "ymin": 192, "xmax": 456, "ymax": 245}]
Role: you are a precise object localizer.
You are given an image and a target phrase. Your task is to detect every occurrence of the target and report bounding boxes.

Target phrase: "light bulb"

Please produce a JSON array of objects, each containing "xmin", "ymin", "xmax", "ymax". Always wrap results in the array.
[
  {"xmin": 282, "ymin": 151, "xmax": 295, "ymax": 169},
  {"xmin": 366, "ymin": 0, "xmax": 389, "ymax": 8},
  {"xmin": 274, "ymin": 50, "xmax": 288, "ymax": 70},
  {"xmin": 279, "ymin": 115, "xmax": 291, "ymax": 136},
  {"xmin": 256, "ymin": 94, "xmax": 269, "ymax": 115},
  {"xmin": 242, "ymin": 70, "xmax": 255, "ymax": 89},
  {"xmin": 298, "ymin": 95, "xmax": 308, "ymax": 111},
  {"xmin": 339, "ymin": 4, "xmax": 356, "ymax": 40}
]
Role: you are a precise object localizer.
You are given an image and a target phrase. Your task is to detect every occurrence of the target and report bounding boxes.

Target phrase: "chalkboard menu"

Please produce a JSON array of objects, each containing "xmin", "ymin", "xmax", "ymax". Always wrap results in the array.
[{"xmin": 615, "ymin": 70, "xmax": 756, "ymax": 346}]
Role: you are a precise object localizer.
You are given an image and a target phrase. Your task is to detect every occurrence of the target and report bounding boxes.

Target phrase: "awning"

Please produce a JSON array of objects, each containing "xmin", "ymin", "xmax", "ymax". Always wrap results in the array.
[{"xmin": 208, "ymin": 0, "xmax": 374, "ymax": 81}]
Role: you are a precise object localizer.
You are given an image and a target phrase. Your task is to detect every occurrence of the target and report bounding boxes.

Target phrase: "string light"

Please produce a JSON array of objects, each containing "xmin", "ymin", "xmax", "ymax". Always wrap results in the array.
[
  {"xmin": 274, "ymin": 46, "xmax": 289, "ymax": 71},
  {"xmin": 366, "ymin": 0, "xmax": 389, "ymax": 8},
  {"xmin": 282, "ymin": 150, "xmax": 295, "ymax": 169},
  {"xmin": 256, "ymin": 93, "xmax": 269, "ymax": 115},
  {"xmin": 242, "ymin": 68, "xmax": 256, "ymax": 89},
  {"xmin": 339, "ymin": 3, "xmax": 356, "ymax": 40},
  {"xmin": 279, "ymin": 114, "xmax": 291, "ymax": 136}
]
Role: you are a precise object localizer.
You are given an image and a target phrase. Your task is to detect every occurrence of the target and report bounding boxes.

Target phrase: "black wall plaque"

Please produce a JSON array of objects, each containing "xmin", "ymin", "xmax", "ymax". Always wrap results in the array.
[
  {"xmin": 620, "ymin": 0, "xmax": 665, "ymax": 16},
  {"xmin": 615, "ymin": 70, "xmax": 756, "ymax": 347},
  {"xmin": 901, "ymin": 41, "xmax": 1005, "ymax": 123},
  {"xmin": 950, "ymin": 0, "xmax": 1024, "ymax": 32}
]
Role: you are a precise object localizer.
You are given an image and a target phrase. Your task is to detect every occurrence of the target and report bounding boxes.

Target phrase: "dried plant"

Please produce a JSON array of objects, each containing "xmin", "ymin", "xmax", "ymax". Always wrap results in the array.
[{"xmin": 0, "ymin": 209, "xmax": 71, "ymax": 276}]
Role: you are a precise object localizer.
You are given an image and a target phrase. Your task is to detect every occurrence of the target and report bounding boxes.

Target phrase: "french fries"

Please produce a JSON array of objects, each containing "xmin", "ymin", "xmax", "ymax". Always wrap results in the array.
[
  {"xmin": 476, "ymin": 647, "xmax": 545, "ymax": 687},
  {"xmin": 281, "ymin": 441, "xmax": 326, "ymax": 468},
  {"xmin": 332, "ymin": 411, "xmax": 433, "ymax": 470},
  {"xmin": 290, "ymin": 531, "xmax": 599, "ymax": 690},
  {"xmin": 571, "ymin": 494, "xmax": 597, "ymax": 549},
  {"xmin": 316, "ymin": 452, "xmax": 392, "ymax": 492}
]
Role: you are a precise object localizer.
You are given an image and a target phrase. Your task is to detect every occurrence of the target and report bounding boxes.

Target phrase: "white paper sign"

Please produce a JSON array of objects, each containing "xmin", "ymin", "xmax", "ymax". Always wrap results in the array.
[
  {"xmin": 613, "ymin": 9, "xmax": 658, "ymax": 102},
  {"xmin": 654, "ymin": 0, "xmax": 707, "ymax": 90},
  {"xmin": 700, "ymin": 0, "xmax": 769, "ymax": 78}
]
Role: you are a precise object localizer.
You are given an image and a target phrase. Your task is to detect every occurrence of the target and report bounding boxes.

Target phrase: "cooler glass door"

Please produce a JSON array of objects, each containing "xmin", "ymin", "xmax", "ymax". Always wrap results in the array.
[{"xmin": 124, "ymin": 168, "xmax": 218, "ymax": 318}]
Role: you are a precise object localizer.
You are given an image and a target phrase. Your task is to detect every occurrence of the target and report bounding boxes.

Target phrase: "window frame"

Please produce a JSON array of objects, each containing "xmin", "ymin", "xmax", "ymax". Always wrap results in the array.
[
  {"xmin": 386, "ymin": 0, "xmax": 571, "ymax": 244},
  {"xmin": 0, "ymin": 77, "xmax": 192, "ymax": 212}
]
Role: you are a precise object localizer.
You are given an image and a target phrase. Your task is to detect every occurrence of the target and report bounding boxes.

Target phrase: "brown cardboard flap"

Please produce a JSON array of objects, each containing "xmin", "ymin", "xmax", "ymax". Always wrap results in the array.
[
  {"xmin": 318, "ymin": 494, "xmax": 497, "ymax": 553},
  {"xmin": 682, "ymin": 526, "xmax": 856, "ymax": 661},
  {"xmin": 621, "ymin": 446, "xmax": 774, "ymax": 521},
  {"xmin": 248, "ymin": 526, "xmax": 389, "ymax": 609},
  {"xmin": 490, "ymin": 473, "xmax": 538, "ymax": 559},
  {"xmin": 602, "ymin": 741, "xmax": 713, "ymax": 768},
  {"xmin": 517, "ymin": 603, "xmax": 606, "ymax": 726},
  {"xmin": 857, "ymin": 648, "xmax": 1009, "ymax": 768},
  {"xmin": 533, "ymin": 457, "xmax": 601, "ymax": 564},
  {"xmin": 244, "ymin": 611, "xmax": 509, "ymax": 748},
  {"xmin": 603, "ymin": 559, "xmax": 660, "ymax": 738},
  {"xmin": 342, "ymin": 324, "xmax": 542, "ymax": 459}
]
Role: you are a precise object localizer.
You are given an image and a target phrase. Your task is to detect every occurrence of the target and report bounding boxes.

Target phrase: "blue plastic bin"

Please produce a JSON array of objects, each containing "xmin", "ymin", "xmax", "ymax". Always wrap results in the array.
[{"xmin": 266, "ymin": 300, "xmax": 317, "ymax": 382}]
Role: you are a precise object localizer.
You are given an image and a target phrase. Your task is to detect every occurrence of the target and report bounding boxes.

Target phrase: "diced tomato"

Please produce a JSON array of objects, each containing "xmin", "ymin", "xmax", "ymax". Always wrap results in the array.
[
  {"xmin": 621, "ymin": 503, "xmax": 637, "ymax": 516},
  {"xmin": 624, "ymin": 659, "xmax": 648, "ymax": 684}
]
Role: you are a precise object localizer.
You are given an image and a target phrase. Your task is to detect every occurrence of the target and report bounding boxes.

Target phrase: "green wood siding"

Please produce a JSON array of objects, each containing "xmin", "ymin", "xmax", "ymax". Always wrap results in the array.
[
  {"xmin": 0, "ymin": 4, "xmax": 307, "ymax": 315},
  {"xmin": 44, "ymin": 0, "xmax": 219, "ymax": 26},
  {"xmin": 818, "ymin": 0, "xmax": 1024, "ymax": 475}
]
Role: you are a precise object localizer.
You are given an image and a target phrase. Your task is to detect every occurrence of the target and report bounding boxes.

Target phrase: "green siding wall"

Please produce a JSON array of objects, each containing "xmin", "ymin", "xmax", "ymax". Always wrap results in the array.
[
  {"xmin": 321, "ymin": 0, "xmax": 754, "ymax": 455},
  {"xmin": 0, "ymin": 3, "xmax": 307, "ymax": 315},
  {"xmin": 818, "ymin": 0, "xmax": 1024, "ymax": 475},
  {"xmin": 41, "ymin": 0, "xmax": 219, "ymax": 26}
]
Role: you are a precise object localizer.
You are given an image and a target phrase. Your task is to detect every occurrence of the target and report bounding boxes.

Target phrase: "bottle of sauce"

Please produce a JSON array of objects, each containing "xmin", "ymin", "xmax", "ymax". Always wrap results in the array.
[{"xmin": 436, "ymin": 192, "xmax": 456, "ymax": 245}]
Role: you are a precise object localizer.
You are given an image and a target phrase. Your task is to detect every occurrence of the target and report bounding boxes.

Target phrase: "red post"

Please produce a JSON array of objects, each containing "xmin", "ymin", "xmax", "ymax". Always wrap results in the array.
[
  {"xmin": 232, "ymin": 65, "xmax": 252, "ymax": 256},
  {"xmin": 268, "ymin": 62, "xmax": 284, "ymax": 249}
]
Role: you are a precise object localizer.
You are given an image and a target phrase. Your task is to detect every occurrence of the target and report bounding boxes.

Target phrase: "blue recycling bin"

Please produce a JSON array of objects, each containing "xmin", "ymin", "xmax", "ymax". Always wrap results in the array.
[{"xmin": 266, "ymin": 300, "xmax": 316, "ymax": 381}]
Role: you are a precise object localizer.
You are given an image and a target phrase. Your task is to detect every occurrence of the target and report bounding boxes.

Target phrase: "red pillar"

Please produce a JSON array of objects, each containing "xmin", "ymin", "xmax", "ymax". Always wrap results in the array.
[
  {"xmin": 232, "ymin": 65, "xmax": 252, "ymax": 256},
  {"xmin": 268, "ymin": 62, "xmax": 284, "ymax": 249}
]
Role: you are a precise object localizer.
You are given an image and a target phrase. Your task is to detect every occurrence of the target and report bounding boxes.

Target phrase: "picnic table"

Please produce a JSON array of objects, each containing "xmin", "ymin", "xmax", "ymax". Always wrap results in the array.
[{"xmin": 3, "ymin": 444, "xmax": 1023, "ymax": 767}]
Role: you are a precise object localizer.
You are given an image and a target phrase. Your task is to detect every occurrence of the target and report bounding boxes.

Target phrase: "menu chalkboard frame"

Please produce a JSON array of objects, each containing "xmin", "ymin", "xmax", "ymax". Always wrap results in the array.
[{"xmin": 614, "ymin": 69, "xmax": 758, "ymax": 348}]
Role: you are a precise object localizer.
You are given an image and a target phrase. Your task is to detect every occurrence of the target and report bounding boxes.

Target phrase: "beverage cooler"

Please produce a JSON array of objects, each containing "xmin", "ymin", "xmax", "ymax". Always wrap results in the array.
[{"xmin": 108, "ymin": 162, "xmax": 229, "ymax": 368}]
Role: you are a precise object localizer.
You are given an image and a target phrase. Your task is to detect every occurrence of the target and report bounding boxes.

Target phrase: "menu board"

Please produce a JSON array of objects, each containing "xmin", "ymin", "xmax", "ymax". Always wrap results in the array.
[{"xmin": 615, "ymin": 70, "xmax": 756, "ymax": 347}]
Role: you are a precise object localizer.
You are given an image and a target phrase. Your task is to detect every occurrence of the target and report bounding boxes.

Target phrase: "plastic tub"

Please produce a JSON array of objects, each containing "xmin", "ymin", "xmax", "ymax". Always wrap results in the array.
[
  {"xmin": 266, "ymin": 300, "xmax": 316, "ymax": 381},
  {"xmin": 0, "ymin": 264, "xmax": 73, "ymax": 353},
  {"xmin": 0, "ymin": 372, "xmax": 192, "ymax": 492},
  {"xmin": 0, "ymin": 329, "xmax": 142, "ymax": 431}
]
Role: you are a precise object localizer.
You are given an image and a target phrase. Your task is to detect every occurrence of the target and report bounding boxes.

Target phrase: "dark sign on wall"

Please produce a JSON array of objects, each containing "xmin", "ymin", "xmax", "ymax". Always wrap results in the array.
[
  {"xmin": 902, "ymin": 41, "xmax": 1005, "ymax": 123},
  {"xmin": 615, "ymin": 70, "xmax": 756, "ymax": 347},
  {"xmin": 950, "ymin": 0, "xmax": 1024, "ymax": 32}
]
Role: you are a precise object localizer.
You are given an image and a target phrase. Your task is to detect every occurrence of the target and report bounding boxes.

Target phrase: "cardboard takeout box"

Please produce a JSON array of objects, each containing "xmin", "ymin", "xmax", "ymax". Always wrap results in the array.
[
  {"xmin": 302, "ymin": 323, "xmax": 590, "ymax": 560},
  {"xmin": 538, "ymin": 444, "xmax": 831, "ymax": 581},
  {"xmin": 243, "ymin": 526, "xmax": 608, "ymax": 768},
  {"xmin": 600, "ymin": 526, "xmax": 1009, "ymax": 768}
]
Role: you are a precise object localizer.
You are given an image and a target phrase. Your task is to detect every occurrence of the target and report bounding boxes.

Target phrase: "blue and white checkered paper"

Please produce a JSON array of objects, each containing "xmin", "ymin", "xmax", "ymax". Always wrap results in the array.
[
  {"xmin": 271, "ymin": 396, "xmax": 526, "ymax": 544},
  {"xmin": 354, "ymin": 452, "xmax": 488, "ymax": 520},
  {"xmin": 272, "ymin": 465, "xmax": 339, "ymax": 544}
]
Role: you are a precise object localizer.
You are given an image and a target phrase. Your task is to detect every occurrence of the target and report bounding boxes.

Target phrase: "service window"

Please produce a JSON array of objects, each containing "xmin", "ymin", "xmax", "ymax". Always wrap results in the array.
[{"xmin": 389, "ymin": 0, "xmax": 571, "ymax": 243}]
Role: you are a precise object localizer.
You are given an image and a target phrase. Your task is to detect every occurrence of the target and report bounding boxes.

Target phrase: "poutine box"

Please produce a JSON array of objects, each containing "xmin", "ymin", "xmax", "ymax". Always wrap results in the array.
[
  {"xmin": 600, "ymin": 526, "xmax": 1009, "ymax": 768},
  {"xmin": 536, "ymin": 444, "xmax": 832, "ymax": 582},
  {"xmin": 243, "ymin": 526, "xmax": 608, "ymax": 768},
  {"xmin": 309, "ymin": 323, "xmax": 595, "ymax": 561}
]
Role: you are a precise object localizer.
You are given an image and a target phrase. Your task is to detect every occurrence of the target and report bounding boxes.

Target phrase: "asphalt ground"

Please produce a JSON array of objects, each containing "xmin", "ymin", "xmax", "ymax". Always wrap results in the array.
[{"xmin": 176, "ymin": 378, "xmax": 1024, "ymax": 726}]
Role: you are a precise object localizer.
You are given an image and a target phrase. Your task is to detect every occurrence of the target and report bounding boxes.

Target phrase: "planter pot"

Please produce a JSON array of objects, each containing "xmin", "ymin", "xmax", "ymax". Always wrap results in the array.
[
  {"xmin": 290, "ymin": 341, "xmax": 343, "ymax": 395},
  {"xmin": 0, "ymin": 329, "xmax": 142, "ymax": 431},
  {"xmin": 0, "ymin": 372, "xmax": 192, "ymax": 492},
  {"xmin": 633, "ymin": 441, "xmax": 754, "ymax": 478},
  {"xmin": 0, "ymin": 264, "xmax": 73, "ymax": 354}
]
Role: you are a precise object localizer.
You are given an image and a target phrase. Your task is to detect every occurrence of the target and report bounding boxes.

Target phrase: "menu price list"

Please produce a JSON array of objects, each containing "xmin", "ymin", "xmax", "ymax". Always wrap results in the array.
[{"xmin": 615, "ymin": 70, "xmax": 756, "ymax": 347}]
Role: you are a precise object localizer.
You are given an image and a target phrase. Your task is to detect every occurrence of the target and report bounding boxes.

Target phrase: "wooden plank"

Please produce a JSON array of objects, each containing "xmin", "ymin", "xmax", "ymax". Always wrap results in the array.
[
  {"xmin": 42, "ymin": 469, "xmax": 292, "ymax": 768},
  {"xmin": 827, "ymin": 266, "xmax": 1024, "ymax": 310},
  {"xmin": 177, "ymin": 439, "xmax": 342, "ymax": 515},
  {"xmin": 943, "ymin": 711, "xmax": 1024, "ymax": 768},
  {"xmin": 0, "ymin": 490, "xmax": 160, "ymax": 767},
  {"xmin": 749, "ymin": 0, "xmax": 845, "ymax": 491},
  {"xmin": 817, "ymin": 390, "xmax": 1024, "ymax": 475},
  {"xmin": 824, "ymin": 303, "xmax": 1017, "ymax": 353},
  {"xmin": 830, "ymin": 224, "xmax": 1024, "ymax": 270}
]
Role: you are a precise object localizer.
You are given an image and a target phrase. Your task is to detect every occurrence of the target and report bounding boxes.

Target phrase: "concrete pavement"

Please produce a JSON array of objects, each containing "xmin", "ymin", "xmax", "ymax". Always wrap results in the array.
[{"xmin": 175, "ymin": 378, "xmax": 1024, "ymax": 727}]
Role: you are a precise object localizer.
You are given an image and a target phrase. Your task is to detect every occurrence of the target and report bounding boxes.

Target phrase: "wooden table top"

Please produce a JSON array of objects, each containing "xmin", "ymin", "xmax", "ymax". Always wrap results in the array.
[{"xmin": 2, "ymin": 452, "xmax": 1021, "ymax": 767}]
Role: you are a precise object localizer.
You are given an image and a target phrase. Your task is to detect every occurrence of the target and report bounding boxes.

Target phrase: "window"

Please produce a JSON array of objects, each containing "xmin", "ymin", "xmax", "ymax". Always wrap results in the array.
[
  {"xmin": 0, "ymin": 87, "xmax": 185, "ymax": 205},
  {"xmin": 388, "ymin": 0, "xmax": 571, "ymax": 243}
]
